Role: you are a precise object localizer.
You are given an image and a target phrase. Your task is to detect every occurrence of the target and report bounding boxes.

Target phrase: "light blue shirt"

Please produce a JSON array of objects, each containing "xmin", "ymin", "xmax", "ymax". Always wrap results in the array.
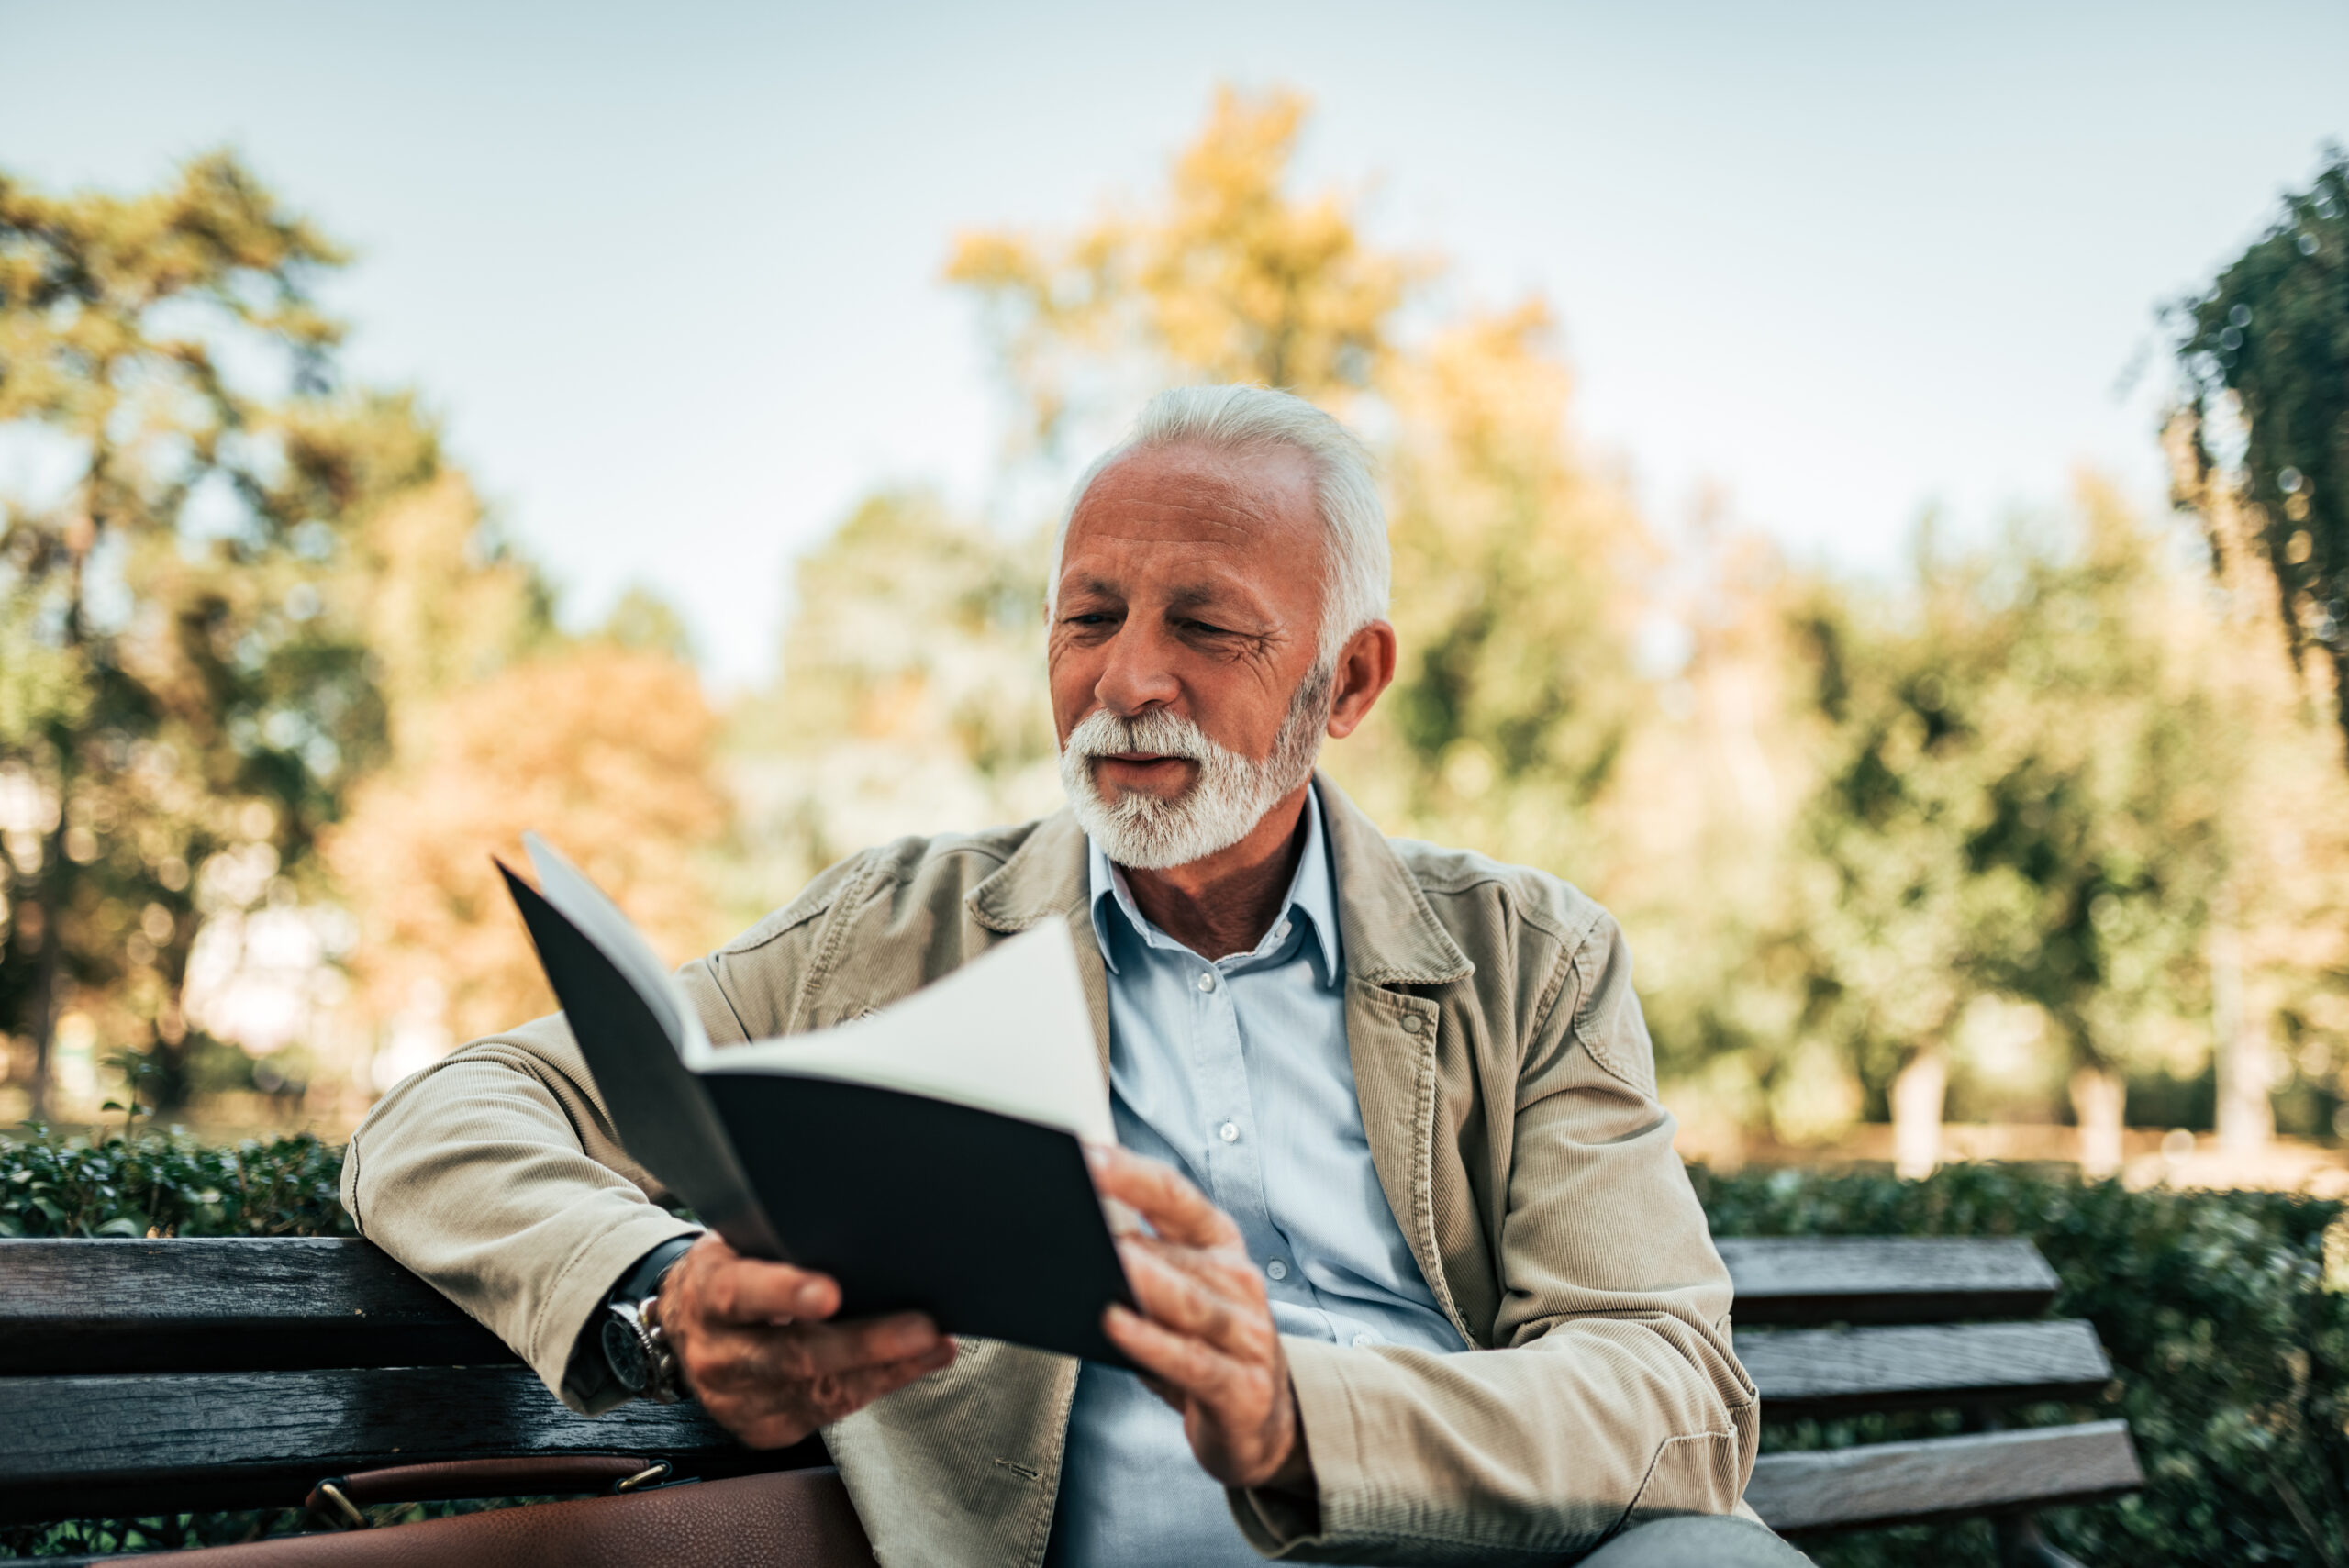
[{"xmin": 1045, "ymin": 785, "xmax": 1466, "ymax": 1568}]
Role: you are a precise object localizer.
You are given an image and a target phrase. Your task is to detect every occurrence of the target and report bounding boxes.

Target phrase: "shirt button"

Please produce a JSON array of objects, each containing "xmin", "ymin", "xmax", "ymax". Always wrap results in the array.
[
  {"xmin": 1264, "ymin": 1260, "xmax": 1289, "ymax": 1282},
  {"xmin": 1197, "ymin": 971, "xmax": 1218, "ymax": 993},
  {"xmin": 1274, "ymin": 919, "xmax": 1290, "ymax": 940},
  {"xmin": 1218, "ymin": 1121, "xmax": 1240, "ymax": 1144},
  {"xmin": 1351, "ymin": 1332, "xmax": 1376, "ymax": 1348}
]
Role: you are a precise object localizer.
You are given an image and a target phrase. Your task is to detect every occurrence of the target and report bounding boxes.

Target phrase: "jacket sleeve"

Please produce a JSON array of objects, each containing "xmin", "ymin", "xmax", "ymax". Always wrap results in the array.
[
  {"xmin": 336, "ymin": 888, "xmax": 845, "ymax": 1413},
  {"xmin": 1232, "ymin": 917, "xmax": 1760, "ymax": 1564}
]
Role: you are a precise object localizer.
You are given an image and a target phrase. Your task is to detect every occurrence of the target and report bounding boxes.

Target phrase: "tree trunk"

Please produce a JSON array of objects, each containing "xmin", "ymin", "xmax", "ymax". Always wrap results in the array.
[
  {"xmin": 2069, "ymin": 1064, "xmax": 2126, "ymax": 1180},
  {"xmin": 1891, "ymin": 1046, "xmax": 1947, "ymax": 1180},
  {"xmin": 2210, "ymin": 893, "xmax": 2274, "ymax": 1156},
  {"xmin": 25, "ymin": 838, "xmax": 62, "ymax": 1124},
  {"xmin": 27, "ymin": 474, "xmax": 100, "ymax": 1124}
]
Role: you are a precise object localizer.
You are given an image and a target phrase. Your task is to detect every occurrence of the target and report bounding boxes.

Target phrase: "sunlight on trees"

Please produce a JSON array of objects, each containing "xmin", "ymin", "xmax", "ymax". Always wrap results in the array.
[
  {"xmin": 328, "ymin": 643, "xmax": 728, "ymax": 1066},
  {"xmin": 6, "ymin": 94, "xmax": 2346, "ymax": 1166},
  {"xmin": 722, "ymin": 490, "xmax": 1060, "ymax": 917},
  {"xmin": 1, "ymin": 156, "xmax": 729, "ymax": 1120},
  {"xmin": 0, "ymin": 156, "xmax": 400, "ymax": 1115}
]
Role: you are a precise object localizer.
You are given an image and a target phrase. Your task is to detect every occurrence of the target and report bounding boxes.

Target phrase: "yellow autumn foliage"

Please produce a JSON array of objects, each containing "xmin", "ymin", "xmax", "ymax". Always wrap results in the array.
[{"xmin": 328, "ymin": 645, "xmax": 729, "ymax": 1046}]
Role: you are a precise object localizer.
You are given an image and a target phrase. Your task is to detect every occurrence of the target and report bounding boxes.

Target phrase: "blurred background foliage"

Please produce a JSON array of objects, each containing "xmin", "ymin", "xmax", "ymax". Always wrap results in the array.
[{"xmin": 2, "ymin": 89, "xmax": 2346, "ymax": 1184}]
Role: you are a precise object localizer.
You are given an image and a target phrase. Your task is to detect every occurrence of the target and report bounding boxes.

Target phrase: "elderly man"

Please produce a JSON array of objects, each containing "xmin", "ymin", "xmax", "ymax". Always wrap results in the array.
[{"xmin": 344, "ymin": 386, "xmax": 1800, "ymax": 1567}]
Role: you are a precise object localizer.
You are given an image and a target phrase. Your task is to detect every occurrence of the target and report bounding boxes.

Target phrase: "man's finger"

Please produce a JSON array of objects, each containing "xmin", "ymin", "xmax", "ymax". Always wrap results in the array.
[
  {"xmin": 802, "ymin": 1339, "xmax": 959, "ymax": 1422},
  {"xmin": 701, "ymin": 1257, "xmax": 841, "ymax": 1325},
  {"xmin": 1104, "ymin": 1302, "xmax": 1244, "ymax": 1406},
  {"xmin": 690, "ymin": 1314, "xmax": 941, "ymax": 1400},
  {"xmin": 752, "ymin": 1312, "xmax": 943, "ymax": 1384},
  {"xmin": 1086, "ymin": 1144, "xmax": 1241, "ymax": 1249},
  {"xmin": 723, "ymin": 1337, "xmax": 956, "ymax": 1450},
  {"xmin": 1118, "ymin": 1240, "xmax": 1267, "ymax": 1357}
]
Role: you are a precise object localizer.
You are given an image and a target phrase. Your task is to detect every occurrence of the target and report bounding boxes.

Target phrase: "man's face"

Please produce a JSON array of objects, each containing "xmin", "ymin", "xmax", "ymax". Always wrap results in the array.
[{"xmin": 1048, "ymin": 440, "xmax": 1329, "ymax": 819}]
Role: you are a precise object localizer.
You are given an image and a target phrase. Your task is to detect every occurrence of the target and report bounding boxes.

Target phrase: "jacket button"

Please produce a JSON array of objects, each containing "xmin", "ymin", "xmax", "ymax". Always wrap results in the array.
[{"xmin": 1402, "ymin": 1013, "xmax": 1424, "ymax": 1035}]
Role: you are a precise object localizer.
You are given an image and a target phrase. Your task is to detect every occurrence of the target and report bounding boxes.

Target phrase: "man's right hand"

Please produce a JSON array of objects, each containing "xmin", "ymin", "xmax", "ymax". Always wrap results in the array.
[{"xmin": 656, "ymin": 1232, "xmax": 956, "ymax": 1448}]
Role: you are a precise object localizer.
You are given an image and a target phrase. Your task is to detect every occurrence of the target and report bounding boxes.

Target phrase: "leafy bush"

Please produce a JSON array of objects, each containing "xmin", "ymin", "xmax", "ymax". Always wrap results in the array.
[
  {"xmin": 0, "ymin": 1125, "xmax": 353, "ymax": 1240},
  {"xmin": 3, "ymin": 1136, "xmax": 2343, "ymax": 1564}
]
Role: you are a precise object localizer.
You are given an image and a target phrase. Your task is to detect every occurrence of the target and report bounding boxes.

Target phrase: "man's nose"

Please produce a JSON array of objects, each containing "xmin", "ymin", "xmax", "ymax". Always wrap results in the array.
[{"xmin": 1092, "ymin": 623, "xmax": 1182, "ymax": 717}]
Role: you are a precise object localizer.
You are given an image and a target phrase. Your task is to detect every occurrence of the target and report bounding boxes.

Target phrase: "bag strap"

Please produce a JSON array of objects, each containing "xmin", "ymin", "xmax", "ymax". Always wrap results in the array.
[{"xmin": 306, "ymin": 1456, "xmax": 669, "ymax": 1527}]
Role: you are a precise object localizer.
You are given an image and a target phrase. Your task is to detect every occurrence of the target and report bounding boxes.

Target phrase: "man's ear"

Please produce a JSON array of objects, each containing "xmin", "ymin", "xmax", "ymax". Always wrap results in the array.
[{"xmin": 1324, "ymin": 621, "xmax": 1397, "ymax": 740}]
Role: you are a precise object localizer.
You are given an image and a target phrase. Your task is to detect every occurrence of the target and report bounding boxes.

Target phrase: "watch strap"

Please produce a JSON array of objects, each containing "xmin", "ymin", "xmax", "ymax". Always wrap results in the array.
[{"xmin": 613, "ymin": 1233, "xmax": 699, "ymax": 1309}]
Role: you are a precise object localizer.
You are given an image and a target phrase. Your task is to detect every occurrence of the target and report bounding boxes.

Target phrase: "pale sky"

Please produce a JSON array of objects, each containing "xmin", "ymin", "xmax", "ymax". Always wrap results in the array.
[{"xmin": 6, "ymin": 1, "xmax": 2344, "ymax": 686}]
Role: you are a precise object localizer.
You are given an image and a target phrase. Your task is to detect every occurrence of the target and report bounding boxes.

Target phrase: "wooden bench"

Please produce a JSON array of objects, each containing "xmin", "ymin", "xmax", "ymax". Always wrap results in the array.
[
  {"xmin": 1728, "ymin": 1237, "xmax": 2145, "ymax": 1566},
  {"xmin": 0, "ymin": 1235, "xmax": 2141, "ymax": 1564}
]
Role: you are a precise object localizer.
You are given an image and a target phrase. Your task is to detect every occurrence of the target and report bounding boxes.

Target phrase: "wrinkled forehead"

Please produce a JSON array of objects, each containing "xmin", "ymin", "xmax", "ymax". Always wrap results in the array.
[{"xmin": 1057, "ymin": 441, "xmax": 1325, "ymax": 591}]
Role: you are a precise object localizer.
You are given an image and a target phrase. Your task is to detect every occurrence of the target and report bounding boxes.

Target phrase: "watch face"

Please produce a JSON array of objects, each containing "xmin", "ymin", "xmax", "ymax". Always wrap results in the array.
[{"xmin": 602, "ymin": 1310, "xmax": 652, "ymax": 1393}]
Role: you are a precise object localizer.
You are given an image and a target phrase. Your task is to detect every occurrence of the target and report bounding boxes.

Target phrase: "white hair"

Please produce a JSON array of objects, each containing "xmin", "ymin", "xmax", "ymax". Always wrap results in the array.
[{"xmin": 1048, "ymin": 385, "xmax": 1390, "ymax": 662}]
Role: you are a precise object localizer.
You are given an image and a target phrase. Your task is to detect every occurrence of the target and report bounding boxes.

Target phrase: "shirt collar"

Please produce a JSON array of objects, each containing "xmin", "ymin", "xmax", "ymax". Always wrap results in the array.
[{"xmin": 1086, "ymin": 783, "xmax": 1343, "ymax": 986}]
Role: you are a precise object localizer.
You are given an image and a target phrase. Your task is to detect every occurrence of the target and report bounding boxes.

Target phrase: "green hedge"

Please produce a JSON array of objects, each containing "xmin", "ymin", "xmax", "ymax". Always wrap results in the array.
[
  {"xmin": 3, "ymin": 1130, "xmax": 2344, "ymax": 1564},
  {"xmin": 0, "ymin": 1127, "xmax": 352, "ymax": 1242},
  {"xmin": 1693, "ymin": 1162, "xmax": 2349, "ymax": 1568}
]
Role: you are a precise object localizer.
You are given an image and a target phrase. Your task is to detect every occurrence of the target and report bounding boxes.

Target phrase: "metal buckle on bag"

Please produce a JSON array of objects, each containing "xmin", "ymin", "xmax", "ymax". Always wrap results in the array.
[
  {"xmin": 612, "ymin": 1460, "xmax": 673, "ymax": 1495},
  {"xmin": 311, "ymin": 1479, "xmax": 370, "ymax": 1529}
]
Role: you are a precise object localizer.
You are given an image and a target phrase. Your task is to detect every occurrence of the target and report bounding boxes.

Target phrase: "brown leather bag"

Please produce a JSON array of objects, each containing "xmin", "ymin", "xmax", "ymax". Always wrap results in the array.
[{"xmin": 138, "ymin": 1461, "xmax": 876, "ymax": 1567}]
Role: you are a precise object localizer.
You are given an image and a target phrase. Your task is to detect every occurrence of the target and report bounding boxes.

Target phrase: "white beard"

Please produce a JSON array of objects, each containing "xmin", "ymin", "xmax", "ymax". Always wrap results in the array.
[{"xmin": 1058, "ymin": 665, "xmax": 1332, "ymax": 871}]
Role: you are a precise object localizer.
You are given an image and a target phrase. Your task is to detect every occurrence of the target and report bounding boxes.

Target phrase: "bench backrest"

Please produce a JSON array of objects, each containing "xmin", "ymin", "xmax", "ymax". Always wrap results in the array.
[
  {"xmin": 1719, "ymin": 1236, "xmax": 2143, "ymax": 1538},
  {"xmin": 0, "ymin": 1238, "xmax": 813, "ymax": 1525},
  {"xmin": 0, "ymin": 1235, "xmax": 2141, "ymax": 1538}
]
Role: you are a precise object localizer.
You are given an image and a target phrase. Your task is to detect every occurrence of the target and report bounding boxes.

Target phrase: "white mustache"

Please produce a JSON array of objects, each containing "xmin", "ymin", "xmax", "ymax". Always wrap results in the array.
[{"xmin": 1063, "ymin": 708, "xmax": 1220, "ymax": 767}]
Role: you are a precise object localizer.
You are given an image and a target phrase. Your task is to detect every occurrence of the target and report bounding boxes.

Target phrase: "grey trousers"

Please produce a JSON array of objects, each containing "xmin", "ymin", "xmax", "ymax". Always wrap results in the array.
[{"xmin": 1579, "ymin": 1515, "xmax": 1816, "ymax": 1566}]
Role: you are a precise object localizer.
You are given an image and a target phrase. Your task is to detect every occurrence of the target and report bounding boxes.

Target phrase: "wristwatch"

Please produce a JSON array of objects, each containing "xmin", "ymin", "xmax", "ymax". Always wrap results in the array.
[
  {"xmin": 599, "ymin": 1235, "xmax": 696, "ymax": 1404},
  {"xmin": 601, "ymin": 1293, "xmax": 687, "ymax": 1404}
]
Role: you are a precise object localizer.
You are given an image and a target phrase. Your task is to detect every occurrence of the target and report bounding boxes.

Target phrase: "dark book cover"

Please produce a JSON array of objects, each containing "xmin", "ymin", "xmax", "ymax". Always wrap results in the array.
[{"xmin": 500, "ymin": 857, "xmax": 1135, "ymax": 1368}]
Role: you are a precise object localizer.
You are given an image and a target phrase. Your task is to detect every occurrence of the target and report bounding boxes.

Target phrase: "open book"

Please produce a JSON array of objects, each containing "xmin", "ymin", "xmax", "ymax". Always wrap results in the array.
[{"xmin": 498, "ymin": 835, "xmax": 1133, "ymax": 1366}]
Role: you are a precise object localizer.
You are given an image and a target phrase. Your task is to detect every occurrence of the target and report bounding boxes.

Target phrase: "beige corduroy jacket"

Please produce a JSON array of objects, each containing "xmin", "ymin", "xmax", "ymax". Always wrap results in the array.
[{"xmin": 341, "ymin": 779, "xmax": 1760, "ymax": 1567}]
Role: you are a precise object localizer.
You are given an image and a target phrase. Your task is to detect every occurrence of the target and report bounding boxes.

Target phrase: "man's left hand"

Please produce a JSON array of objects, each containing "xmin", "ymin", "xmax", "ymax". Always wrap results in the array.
[{"xmin": 1088, "ymin": 1143, "xmax": 1313, "ymax": 1496}]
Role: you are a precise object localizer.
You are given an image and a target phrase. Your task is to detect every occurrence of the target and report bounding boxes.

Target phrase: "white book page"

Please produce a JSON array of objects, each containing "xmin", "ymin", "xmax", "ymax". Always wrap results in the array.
[
  {"xmin": 523, "ymin": 832, "xmax": 711, "ymax": 1059},
  {"xmin": 704, "ymin": 923, "xmax": 1113, "ymax": 1146}
]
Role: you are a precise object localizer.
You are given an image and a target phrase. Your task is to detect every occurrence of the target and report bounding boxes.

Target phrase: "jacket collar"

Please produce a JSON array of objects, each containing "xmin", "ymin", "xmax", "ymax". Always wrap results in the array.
[
  {"xmin": 1318, "ymin": 776, "xmax": 1474, "ymax": 986},
  {"xmin": 967, "ymin": 773, "xmax": 1472, "ymax": 988}
]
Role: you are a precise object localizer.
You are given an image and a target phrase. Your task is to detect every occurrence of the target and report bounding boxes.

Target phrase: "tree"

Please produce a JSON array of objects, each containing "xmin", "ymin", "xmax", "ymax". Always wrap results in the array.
[
  {"xmin": 947, "ymin": 85, "xmax": 1415, "ymax": 461},
  {"xmin": 2165, "ymin": 413, "xmax": 2349, "ymax": 1156},
  {"xmin": 1775, "ymin": 487, "xmax": 2308, "ymax": 1175},
  {"xmin": 1336, "ymin": 303, "xmax": 1653, "ymax": 885},
  {"xmin": 326, "ymin": 640, "xmax": 729, "ymax": 1065},
  {"xmin": 2173, "ymin": 147, "xmax": 2349, "ymax": 757},
  {"xmin": 0, "ymin": 154, "xmax": 426, "ymax": 1114},
  {"xmin": 724, "ymin": 491, "xmax": 1059, "ymax": 918}
]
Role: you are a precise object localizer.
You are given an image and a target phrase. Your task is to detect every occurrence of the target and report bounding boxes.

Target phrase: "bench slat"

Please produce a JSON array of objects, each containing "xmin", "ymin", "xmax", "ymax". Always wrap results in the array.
[
  {"xmin": 1720, "ymin": 1237, "xmax": 2061, "ymax": 1326},
  {"xmin": 7, "ymin": 1235, "xmax": 2071, "ymax": 1362},
  {"xmin": 1738, "ymin": 1319, "xmax": 2112, "ymax": 1418},
  {"xmin": 1745, "ymin": 1419, "xmax": 2143, "ymax": 1535},
  {"xmin": 0, "ymin": 1368, "xmax": 818, "ymax": 1524},
  {"xmin": 0, "ymin": 1239, "xmax": 513, "ymax": 1373}
]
